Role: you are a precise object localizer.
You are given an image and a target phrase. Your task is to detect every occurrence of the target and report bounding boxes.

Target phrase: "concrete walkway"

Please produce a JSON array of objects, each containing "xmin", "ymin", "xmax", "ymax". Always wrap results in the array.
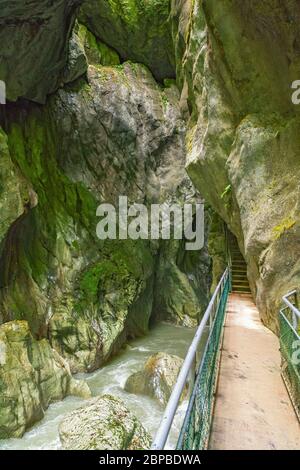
[{"xmin": 209, "ymin": 293, "xmax": 300, "ymax": 450}]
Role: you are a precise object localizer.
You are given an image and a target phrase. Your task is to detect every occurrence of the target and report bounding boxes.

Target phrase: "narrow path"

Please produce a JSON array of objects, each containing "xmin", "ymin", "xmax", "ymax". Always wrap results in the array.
[{"xmin": 209, "ymin": 293, "xmax": 300, "ymax": 450}]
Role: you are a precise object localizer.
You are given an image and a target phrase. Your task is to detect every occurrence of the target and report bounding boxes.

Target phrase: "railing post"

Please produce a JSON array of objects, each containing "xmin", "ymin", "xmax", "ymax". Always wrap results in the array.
[
  {"xmin": 294, "ymin": 291, "xmax": 298, "ymax": 330},
  {"xmin": 188, "ymin": 355, "xmax": 197, "ymax": 397},
  {"xmin": 280, "ymin": 293, "xmax": 300, "ymax": 421},
  {"xmin": 283, "ymin": 290, "xmax": 300, "ymax": 331}
]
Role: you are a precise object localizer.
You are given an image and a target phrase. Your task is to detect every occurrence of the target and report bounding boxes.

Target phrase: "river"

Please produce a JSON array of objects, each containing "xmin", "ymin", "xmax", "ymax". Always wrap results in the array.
[{"xmin": 0, "ymin": 322, "xmax": 202, "ymax": 450}]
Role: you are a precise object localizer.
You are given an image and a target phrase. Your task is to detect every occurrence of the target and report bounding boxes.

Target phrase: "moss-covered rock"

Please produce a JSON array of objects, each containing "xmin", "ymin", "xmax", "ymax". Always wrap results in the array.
[
  {"xmin": 125, "ymin": 352, "xmax": 186, "ymax": 406},
  {"xmin": 77, "ymin": 23, "xmax": 120, "ymax": 66},
  {"xmin": 59, "ymin": 395, "xmax": 151, "ymax": 450},
  {"xmin": 79, "ymin": 0, "xmax": 175, "ymax": 81},
  {"xmin": 63, "ymin": 26, "xmax": 88, "ymax": 84},
  {"xmin": 0, "ymin": 128, "xmax": 29, "ymax": 246},
  {"xmin": 0, "ymin": 320, "xmax": 91, "ymax": 439},
  {"xmin": 0, "ymin": 61, "xmax": 208, "ymax": 374},
  {"xmin": 0, "ymin": 2, "xmax": 218, "ymax": 438},
  {"xmin": 207, "ymin": 210, "xmax": 227, "ymax": 293},
  {"xmin": 153, "ymin": 199, "xmax": 211, "ymax": 326}
]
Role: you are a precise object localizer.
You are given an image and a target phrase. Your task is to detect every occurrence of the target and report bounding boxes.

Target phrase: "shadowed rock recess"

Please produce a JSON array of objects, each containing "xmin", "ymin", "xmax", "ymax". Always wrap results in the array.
[
  {"xmin": 0, "ymin": 0, "xmax": 298, "ymax": 438},
  {"xmin": 59, "ymin": 395, "xmax": 152, "ymax": 450}
]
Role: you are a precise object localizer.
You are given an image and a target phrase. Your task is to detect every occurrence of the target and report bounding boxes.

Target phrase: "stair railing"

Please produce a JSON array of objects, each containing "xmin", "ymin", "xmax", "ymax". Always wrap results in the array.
[{"xmin": 280, "ymin": 290, "xmax": 300, "ymax": 420}]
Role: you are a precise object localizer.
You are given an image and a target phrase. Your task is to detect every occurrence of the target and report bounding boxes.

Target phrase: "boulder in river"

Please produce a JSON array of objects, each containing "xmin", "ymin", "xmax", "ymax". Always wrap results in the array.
[
  {"xmin": 59, "ymin": 395, "xmax": 151, "ymax": 450},
  {"xmin": 124, "ymin": 352, "xmax": 185, "ymax": 406}
]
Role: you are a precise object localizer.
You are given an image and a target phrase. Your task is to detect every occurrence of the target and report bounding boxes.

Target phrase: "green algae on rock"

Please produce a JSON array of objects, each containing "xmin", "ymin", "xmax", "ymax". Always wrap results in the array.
[
  {"xmin": 79, "ymin": 0, "xmax": 175, "ymax": 81},
  {"xmin": 0, "ymin": 128, "xmax": 29, "ymax": 246},
  {"xmin": 77, "ymin": 23, "xmax": 120, "ymax": 66},
  {"xmin": 59, "ymin": 395, "xmax": 151, "ymax": 450},
  {"xmin": 0, "ymin": 321, "xmax": 90, "ymax": 439}
]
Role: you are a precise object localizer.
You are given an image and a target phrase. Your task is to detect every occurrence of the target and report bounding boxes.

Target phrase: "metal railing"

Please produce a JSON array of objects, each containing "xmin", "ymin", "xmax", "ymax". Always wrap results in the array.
[
  {"xmin": 282, "ymin": 290, "xmax": 300, "ymax": 331},
  {"xmin": 280, "ymin": 290, "xmax": 300, "ymax": 420},
  {"xmin": 151, "ymin": 268, "xmax": 230, "ymax": 450}
]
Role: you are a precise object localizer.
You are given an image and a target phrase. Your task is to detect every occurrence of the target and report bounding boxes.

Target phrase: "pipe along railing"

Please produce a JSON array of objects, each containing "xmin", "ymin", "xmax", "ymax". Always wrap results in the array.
[
  {"xmin": 151, "ymin": 268, "xmax": 230, "ymax": 450},
  {"xmin": 280, "ymin": 290, "xmax": 300, "ymax": 420}
]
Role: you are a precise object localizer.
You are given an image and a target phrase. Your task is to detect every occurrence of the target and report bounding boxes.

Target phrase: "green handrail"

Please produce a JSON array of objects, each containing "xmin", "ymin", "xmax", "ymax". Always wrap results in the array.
[{"xmin": 280, "ymin": 291, "xmax": 300, "ymax": 421}]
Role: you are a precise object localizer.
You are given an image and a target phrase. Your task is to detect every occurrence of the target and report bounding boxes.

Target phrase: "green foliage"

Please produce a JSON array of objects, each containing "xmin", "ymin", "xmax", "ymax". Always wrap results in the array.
[
  {"xmin": 220, "ymin": 184, "xmax": 232, "ymax": 200},
  {"xmin": 161, "ymin": 92, "xmax": 169, "ymax": 109}
]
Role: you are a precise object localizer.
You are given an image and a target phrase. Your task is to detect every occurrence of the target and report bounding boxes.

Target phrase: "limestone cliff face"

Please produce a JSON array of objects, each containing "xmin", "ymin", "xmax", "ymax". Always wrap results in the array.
[
  {"xmin": 178, "ymin": 0, "xmax": 300, "ymax": 331},
  {"xmin": 2, "ymin": 0, "xmax": 297, "ymax": 438}
]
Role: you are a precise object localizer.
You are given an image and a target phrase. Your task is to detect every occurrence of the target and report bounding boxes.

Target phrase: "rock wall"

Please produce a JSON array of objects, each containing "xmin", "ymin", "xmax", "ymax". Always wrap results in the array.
[
  {"xmin": 79, "ymin": 0, "xmax": 175, "ymax": 81},
  {"xmin": 179, "ymin": 0, "xmax": 300, "ymax": 331},
  {"xmin": 0, "ymin": 321, "xmax": 90, "ymax": 438},
  {"xmin": 0, "ymin": 2, "xmax": 211, "ymax": 437},
  {"xmin": 4, "ymin": 0, "xmax": 299, "ymax": 438},
  {"xmin": 0, "ymin": 49, "xmax": 210, "ymax": 374},
  {"xmin": 0, "ymin": 0, "xmax": 83, "ymax": 103}
]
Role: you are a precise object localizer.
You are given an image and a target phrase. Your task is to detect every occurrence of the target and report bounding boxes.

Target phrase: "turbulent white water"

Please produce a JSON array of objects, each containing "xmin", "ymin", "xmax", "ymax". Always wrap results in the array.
[{"xmin": 0, "ymin": 322, "xmax": 202, "ymax": 450}]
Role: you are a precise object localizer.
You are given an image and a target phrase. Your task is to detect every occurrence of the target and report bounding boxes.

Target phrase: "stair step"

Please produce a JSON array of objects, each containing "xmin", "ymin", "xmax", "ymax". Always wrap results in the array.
[
  {"xmin": 232, "ymin": 286, "xmax": 251, "ymax": 293},
  {"xmin": 233, "ymin": 285, "xmax": 250, "ymax": 290},
  {"xmin": 232, "ymin": 289, "xmax": 252, "ymax": 294},
  {"xmin": 232, "ymin": 282, "xmax": 250, "ymax": 289},
  {"xmin": 232, "ymin": 285, "xmax": 250, "ymax": 290}
]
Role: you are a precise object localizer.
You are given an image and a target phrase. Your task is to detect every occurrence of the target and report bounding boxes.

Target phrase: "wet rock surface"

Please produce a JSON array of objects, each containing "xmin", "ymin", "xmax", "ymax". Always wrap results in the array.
[
  {"xmin": 0, "ymin": 321, "xmax": 90, "ymax": 438},
  {"xmin": 0, "ymin": 57, "xmax": 209, "ymax": 376},
  {"xmin": 125, "ymin": 352, "xmax": 185, "ymax": 406},
  {"xmin": 79, "ymin": 0, "xmax": 175, "ymax": 81},
  {"xmin": 0, "ymin": 0, "xmax": 82, "ymax": 102}
]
